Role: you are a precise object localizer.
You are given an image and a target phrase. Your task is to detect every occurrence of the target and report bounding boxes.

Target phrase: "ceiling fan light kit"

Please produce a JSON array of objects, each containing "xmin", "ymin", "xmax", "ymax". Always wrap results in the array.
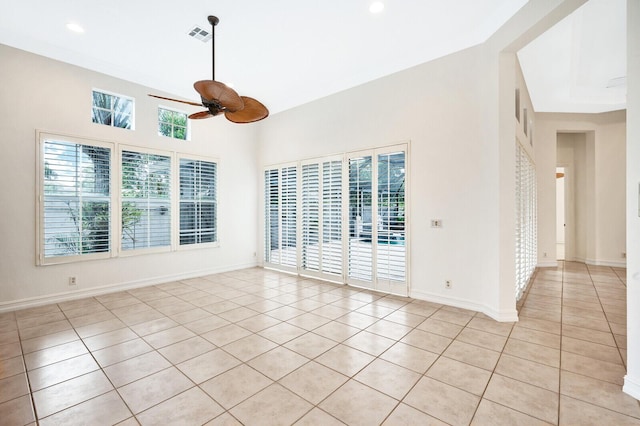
[{"xmin": 149, "ymin": 15, "xmax": 268, "ymax": 124}]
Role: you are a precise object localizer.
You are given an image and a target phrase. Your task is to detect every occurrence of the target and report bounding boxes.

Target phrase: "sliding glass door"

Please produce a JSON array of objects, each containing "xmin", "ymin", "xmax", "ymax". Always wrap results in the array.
[{"xmin": 264, "ymin": 144, "xmax": 408, "ymax": 296}]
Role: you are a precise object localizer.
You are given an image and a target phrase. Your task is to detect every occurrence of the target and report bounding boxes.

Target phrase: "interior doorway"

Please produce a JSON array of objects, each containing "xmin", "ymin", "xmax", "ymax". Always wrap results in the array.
[{"xmin": 556, "ymin": 167, "xmax": 565, "ymax": 260}]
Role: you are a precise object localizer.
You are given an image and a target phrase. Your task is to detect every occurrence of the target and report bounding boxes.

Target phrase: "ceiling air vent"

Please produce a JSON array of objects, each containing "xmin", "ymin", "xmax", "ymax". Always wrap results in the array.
[{"xmin": 187, "ymin": 25, "xmax": 212, "ymax": 42}]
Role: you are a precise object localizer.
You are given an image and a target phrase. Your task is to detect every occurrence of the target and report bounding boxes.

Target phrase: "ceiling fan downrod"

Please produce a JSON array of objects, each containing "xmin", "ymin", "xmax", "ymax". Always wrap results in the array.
[{"xmin": 208, "ymin": 15, "xmax": 219, "ymax": 81}]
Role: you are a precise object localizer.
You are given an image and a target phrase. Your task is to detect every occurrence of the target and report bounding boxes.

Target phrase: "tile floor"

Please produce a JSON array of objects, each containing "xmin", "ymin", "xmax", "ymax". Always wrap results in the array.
[{"xmin": 0, "ymin": 262, "xmax": 638, "ymax": 425}]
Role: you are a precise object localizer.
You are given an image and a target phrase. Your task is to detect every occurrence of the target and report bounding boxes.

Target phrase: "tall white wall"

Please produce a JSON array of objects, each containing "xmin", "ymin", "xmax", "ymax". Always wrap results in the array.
[
  {"xmin": 536, "ymin": 111, "xmax": 626, "ymax": 267},
  {"xmin": 0, "ymin": 44, "xmax": 259, "ymax": 310},
  {"xmin": 624, "ymin": 0, "xmax": 640, "ymax": 401}
]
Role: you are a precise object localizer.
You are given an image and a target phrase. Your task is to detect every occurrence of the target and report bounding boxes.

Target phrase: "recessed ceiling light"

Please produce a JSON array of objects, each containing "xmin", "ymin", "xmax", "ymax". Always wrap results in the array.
[
  {"xmin": 369, "ymin": 1, "xmax": 385, "ymax": 14},
  {"xmin": 66, "ymin": 22, "xmax": 84, "ymax": 33}
]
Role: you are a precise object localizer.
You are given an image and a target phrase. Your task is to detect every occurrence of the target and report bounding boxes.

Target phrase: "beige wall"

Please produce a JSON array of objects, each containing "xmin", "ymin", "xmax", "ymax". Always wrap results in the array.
[
  {"xmin": 536, "ymin": 111, "xmax": 626, "ymax": 267},
  {"xmin": 0, "ymin": 44, "xmax": 260, "ymax": 310}
]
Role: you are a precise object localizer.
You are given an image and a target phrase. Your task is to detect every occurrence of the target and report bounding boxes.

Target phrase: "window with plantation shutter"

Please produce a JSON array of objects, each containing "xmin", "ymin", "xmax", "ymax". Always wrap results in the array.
[
  {"xmin": 321, "ymin": 160, "xmax": 342, "ymax": 276},
  {"xmin": 179, "ymin": 158, "xmax": 217, "ymax": 246},
  {"xmin": 121, "ymin": 150, "xmax": 171, "ymax": 251},
  {"xmin": 40, "ymin": 137, "xmax": 113, "ymax": 264},
  {"xmin": 263, "ymin": 165, "xmax": 297, "ymax": 269},
  {"xmin": 301, "ymin": 163, "xmax": 320, "ymax": 271}
]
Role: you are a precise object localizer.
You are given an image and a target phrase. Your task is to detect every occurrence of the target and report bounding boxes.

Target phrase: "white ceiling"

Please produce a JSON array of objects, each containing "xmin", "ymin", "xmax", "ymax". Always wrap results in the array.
[
  {"xmin": 0, "ymin": 0, "xmax": 626, "ymax": 115},
  {"xmin": 518, "ymin": 0, "xmax": 627, "ymax": 113}
]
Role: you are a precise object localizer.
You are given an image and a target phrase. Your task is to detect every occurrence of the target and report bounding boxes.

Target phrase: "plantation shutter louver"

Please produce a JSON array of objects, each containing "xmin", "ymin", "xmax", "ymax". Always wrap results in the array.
[
  {"xmin": 179, "ymin": 158, "xmax": 217, "ymax": 245},
  {"xmin": 321, "ymin": 160, "xmax": 342, "ymax": 276},
  {"xmin": 301, "ymin": 163, "xmax": 320, "ymax": 271},
  {"xmin": 121, "ymin": 151, "xmax": 171, "ymax": 251},
  {"xmin": 42, "ymin": 139, "xmax": 111, "ymax": 259}
]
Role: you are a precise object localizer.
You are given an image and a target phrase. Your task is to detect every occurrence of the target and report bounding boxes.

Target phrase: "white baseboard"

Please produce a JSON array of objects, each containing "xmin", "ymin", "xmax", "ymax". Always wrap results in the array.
[
  {"xmin": 410, "ymin": 290, "xmax": 519, "ymax": 322},
  {"xmin": 585, "ymin": 259, "xmax": 627, "ymax": 268},
  {"xmin": 0, "ymin": 261, "xmax": 258, "ymax": 313},
  {"xmin": 624, "ymin": 375, "xmax": 640, "ymax": 401},
  {"xmin": 537, "ymin": 260, "xmax": 558, "ymax": 268}
]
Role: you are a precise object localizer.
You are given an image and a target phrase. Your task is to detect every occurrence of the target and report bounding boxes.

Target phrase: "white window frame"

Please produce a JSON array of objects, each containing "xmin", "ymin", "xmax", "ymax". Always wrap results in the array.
[
  {"xmin": 37, "ymin": 132, "xmax": 116, "ymax": 265},
  {"xmin": 91, "ymin": 88, "xmax": 135, "ymax": 130},
  {"xmin": 176, "ymin": 153, "xmax": 220, "ymax": 250},
  {"xmin": 158, "ymin": 105, "xmax": 190, "ymax": 141},
  {"xmin": 119, "ymin": 145, "xmax": 174, "ymax": 256}
]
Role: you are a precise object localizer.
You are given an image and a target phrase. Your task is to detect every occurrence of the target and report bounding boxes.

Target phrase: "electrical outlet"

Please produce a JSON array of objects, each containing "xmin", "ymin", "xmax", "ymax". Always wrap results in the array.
[
  {"xmin": 431, "ymin": 219, "xmax": 443, "ymax": 228},
  {"xmin": 445, "ymin": 280, "xmax": 452, "ymax": 289},
  {"xmin": 68, "ymin": 276, "xmax": 77, "ymax": 286}
]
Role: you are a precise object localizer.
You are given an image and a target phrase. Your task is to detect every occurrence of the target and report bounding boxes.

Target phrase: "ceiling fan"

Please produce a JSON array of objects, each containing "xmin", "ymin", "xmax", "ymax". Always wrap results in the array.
[{"xmin": 149, "ymin": 15, "xmax": 268, "ymax": 124}]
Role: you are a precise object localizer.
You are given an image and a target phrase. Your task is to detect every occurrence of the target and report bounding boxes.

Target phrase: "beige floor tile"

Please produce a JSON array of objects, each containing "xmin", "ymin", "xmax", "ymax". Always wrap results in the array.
[
  {"xmin": 33, "ymin": 370, "xmax": 113, "ymax": 418},
  {"xmin": 15, "ymin": 304, "xmax": 62, "ymax": 320},
  {"xmin": 400, "ymin": 329, "xmax": 452, "ymax": 354},
  {"xmin": 471, "ymin": 399, "xmax": 554, "ymax": 426},
  {"xmin": 143, "ymin": 325, "xmax": 196, "ymax": 349},
  {"xmin": 383, "ymin": 310, "xmax": 426, "ymax": 327},
  {"xmin": 344, "ymin": 330, "xmax": 396, "ymax": 356},
  {"xmin": 430, "ymin": 309, "xmax": 474, "ymax": 326},
  {"xmin": 92, "ymin": 338, "xmax": 154, "ymax": 367},
  {"xmin": 217, "ymin": 306, "xmax": 259, "ymax": 323},
  {"xmin": 176, "ymin": 348, "xmax": 240, "ymax": 384},
  {"xmin": 287, "ymin": 312, "xmax": 333, "ymax": 331},
  {"xmin": 68, "ymin": 310, "xmax": 118, "ymax": 328},
  {"xmin": 157, "ymin": 336, "xmax": 215, "ymax": 364},
  {"xmin": 365, "ymin": 319, "xmax": 412, "ymax": 340},
  {"xmin": 264, "ymin": 305, "xmax": 305, "ymax": 321},
  {"xmin": 380, "ymin": 341, "xmax": 439, "ymax": 374},
  {"xmin": 511, "ymin": 325, "xmax": 561, "ymax": 349},
  {"xmin": 484, "ymin": 374, "xmax": 559, "ymax": 424},
  {"xmin": 0, "ymin": 394, "xmax": 35, "ymax": 425},
  {"xmin": 520, "ymin": 307, "xmax": 562, "ymax": 322},
  {"xmin": 82, "ymin": 327, "xmax": 138, "ymax": 351},
  {"xmin": 258, "ymin": 322, "xmax": 307, "ymax": 345},
  {"xmin": 135, "ymin": 387, "xmax": 223, "ymax": 426},
  {"xmin": 0, "ymin": 356, "xmax": 24, "ymax": 380},
  {"xmin": 294, "ymin": 407, "xmax": 345, "ymax": 425},
  {"xmin": 0, "ymin": 342, "xmax": 21, "ymax": 361},
  {"xmin": 355, "ymin": 358, "xmax": 421, "ymax": 400},
  {"xmin": 17, "ymin": 312, "xmax": 67, "ymax": 330},
  {"xmin": 559, "ymin": 394, "xmax": 640, "ymax": 426},
  {"xmin": 38, "ymin": 390, "xmax": 131, "ymax": 426},
  {"xmin": 28, "ymin": 353, "xmax": 99, "ymax": 391},
  {"xmin": 561, "ymin": 351, "xmax": 626, "ymax": 385},
  {"xmin": 129, "ymin": 317, "xmax": 179, "ymax": 336},
  {"xmin": 235, "ymin": 313, "xmax": 281, "ymax": 333},
  {"xmin": 222, "ymin": 334, "xmax": 278, "ymax": 362},
  {"xmin": 614, "ymin": 333, "xmax": 627, "ymax": 349},
  {"xmin": 248, "ymin": 346, "xmax": 308, "ymax": 380},
  {"xmin": 561, "ymin": 324, "xmax": 616, "ymax": 347},
  {"xmin": 283, "ymin": 332, "xmax": 337, "ymax": 359},
  {"xmin": 456, "ymin": 327, "xmax": 508, "ymax": 352},
  {"xmin": 466, "ymin": 317, "xmax": 515, "ymax": 337},
  {"xmin": 313, "ymin": 321, "xmax": 361, "ymax": 342},
  {"xmin": 515, "ymin": 316, "xmax": 561, "ymax": 335},
  {"xmin": 383, "ymin": 403, "xmax": 448, "ymax": 425},
  {"xmin": 503, "ymin": 338, "xmax": 560, "ymax": 368},
  {"xmin": 495, "ymin": 353, "xmax": 559, "ymax": 392},
  {"xmin": 75, "ymin": 318, "xmax": 127, "ymax": 339},
  {"xmin": 562, "ymin": 336, "xmax": 624, "ymax": 365},
  {"xmin": 0, "ymin": 330, "xmax": 20, "ymax": 346},
  {"xmin": 18, "ymin": 319, "xmax": 73, "ymax": 340},
  {"xmin": 336, "ymin": 312, "xmax": 379, "ymax": 329},
  {"xmin": 117, "ymin": 367, "xmax": 193, "ymax": 414},
  {"xmin": 562, "ymin": 313, "xmax": 610, "ymax": 332},
  {"xmin": 104, "ymin": 351, "xmax": 170, "ymax": 387},
  {"xmin": 320, "ymin": 380, "xmax": 398, "ymax": 426},
  {"xmin": 404, "ymin": 376, "xmax": 480, "ymax": 425},
  {"xmin": 231, "ymin": 383, "xmax": 313, "ymax": 425},
  {"xmin": 204, "ymin": 412, "xmax": 243, "ymax": 426},
  {"xmin": 560, "ymin": 371, "xmax": 640, "ymax": 418},
  {"xmin": 315, "ymin": 344, "xmax": 375, "ymax": 377},
  {"xmin": 200, "ymin": 364, "xmax": 273, "ymax": 408},
  {"xmin": 426, "ymin": 356, "xmax": 491, "ymax": 396},
  {"xmin": 168, "ymin": 307, "xmax": 211, "ymax": 324},
  {"xmin": 280, "ymin": 361, "xmax": 348, "ymax": 404},
  {"xmin": 443, "ymin": 340, "xmax": 501, "ymax": 371},
  {"xmin": 24, "ymin": 340, "xmax": 88, "ymax": 370},
  {"xmin": 201, "ymin": 324, "xmax": 252, "ymax": 347},
  {"xmin": 311, "ymin": 304, "xmax": 350, "ymax": 320},
  {"xmin": 0, "ymin": 372, "xmax": 29, "ymax": 404}
]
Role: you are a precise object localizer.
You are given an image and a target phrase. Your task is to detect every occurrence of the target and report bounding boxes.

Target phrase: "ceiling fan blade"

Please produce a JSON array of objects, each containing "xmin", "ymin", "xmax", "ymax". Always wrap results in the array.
[
  {"xmin": 193, "ymin": 80, "xmax": 244, "ymax": 112},
  {"xmin": 148, "ymin": 94, "xmax": 202, "ymax": 107},
  {"xmin": 188, "ymin": 111, "xmax": 215, "ymax": 119},
  {"xmin": 225, "ymin": 96, "xmax": 269, "ymax": 123}
]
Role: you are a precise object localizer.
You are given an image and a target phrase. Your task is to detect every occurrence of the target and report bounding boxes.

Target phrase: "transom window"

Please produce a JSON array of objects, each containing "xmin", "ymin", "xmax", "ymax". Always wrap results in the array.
[
  {"xmin": 158, "ymin": 107, "xmax": 188, "ymax": 140},
  {"xmin": 92, "ymin": 89, "xmax": 134, "ymax": 129}
]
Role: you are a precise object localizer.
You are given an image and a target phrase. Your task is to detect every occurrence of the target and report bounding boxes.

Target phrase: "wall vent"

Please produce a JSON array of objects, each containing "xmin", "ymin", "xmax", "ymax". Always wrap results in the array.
[{"xmin": 187, "ymin": 25, "xmax": 212, "ymax": 42}]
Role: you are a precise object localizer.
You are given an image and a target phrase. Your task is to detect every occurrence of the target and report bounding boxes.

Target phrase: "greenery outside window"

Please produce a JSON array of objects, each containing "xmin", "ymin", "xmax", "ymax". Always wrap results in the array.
[
  {"xmin": 158, "ymin": 107, "xmax": 188, "ymax": 140},
  {"xmin": 39, "ymin": 135, "xmax": 113, "ymax": 264},
  {"xmin": 92, "ymin": 89, "xmax": 134, "ymax": 129}
]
